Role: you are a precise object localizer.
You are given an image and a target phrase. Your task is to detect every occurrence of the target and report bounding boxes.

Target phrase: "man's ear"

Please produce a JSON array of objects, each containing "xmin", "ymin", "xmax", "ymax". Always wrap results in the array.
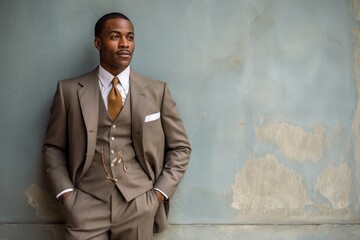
[{"xmin": 94, "ymin": 38, "xmax": 101, "ymax": 50}]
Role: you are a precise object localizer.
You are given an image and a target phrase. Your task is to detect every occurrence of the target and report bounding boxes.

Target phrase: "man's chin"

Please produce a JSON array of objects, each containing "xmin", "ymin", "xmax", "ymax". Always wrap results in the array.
[{"xmin": 116, "ymin": 60, "xmax": 131, "ymax": 69}]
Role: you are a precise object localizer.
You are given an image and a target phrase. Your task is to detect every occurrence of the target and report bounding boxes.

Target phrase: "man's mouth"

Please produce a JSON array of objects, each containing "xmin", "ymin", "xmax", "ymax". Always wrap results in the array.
[{"xmin": 116, "ymin": 50, "xmax": 132, "ymax": 56}]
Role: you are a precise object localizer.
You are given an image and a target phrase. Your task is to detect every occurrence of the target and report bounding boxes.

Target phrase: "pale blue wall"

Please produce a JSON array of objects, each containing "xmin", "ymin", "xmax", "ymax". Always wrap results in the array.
[{"xmin": 1, "ymin": 0, "xmax": 359, "ymax": 238}]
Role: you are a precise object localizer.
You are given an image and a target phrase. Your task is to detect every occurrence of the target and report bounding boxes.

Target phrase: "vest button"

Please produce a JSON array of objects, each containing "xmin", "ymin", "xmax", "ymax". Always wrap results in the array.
[
  {"xmin": 114, "ymin": 178, "xmax": 118, "ymax": 182},
  {"xmin": 111, "ymin": 137, "xmax": 115, "ymax": 141},
  {"xmin": 112, "ymin": 124, "xmax": 116, "ymax": 128},
  {"xmin": 110, "ymin": 150, "xmax": 115, "ymax": 155}
]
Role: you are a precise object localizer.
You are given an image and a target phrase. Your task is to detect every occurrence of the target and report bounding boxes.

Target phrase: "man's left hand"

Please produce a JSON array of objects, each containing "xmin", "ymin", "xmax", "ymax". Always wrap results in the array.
[{"xmin": 154, "ymin": 190, "xmax": 165, "ymax": 203}]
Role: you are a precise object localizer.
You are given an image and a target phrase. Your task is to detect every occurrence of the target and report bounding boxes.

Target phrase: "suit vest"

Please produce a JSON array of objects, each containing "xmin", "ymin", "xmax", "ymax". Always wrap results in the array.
[{"xmin": 78, "ymin": 91, "xmax": 153, "ymax": 202}]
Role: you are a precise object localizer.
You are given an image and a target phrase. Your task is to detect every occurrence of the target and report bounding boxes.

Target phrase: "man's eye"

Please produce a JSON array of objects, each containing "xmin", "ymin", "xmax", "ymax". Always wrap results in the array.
[
  {"xmin": 110, "ymin": 35, "xmax": 119, "ymax": 39},
  {"xmin": 128, "ymin": 35, "xmax": 134, "ymax": 41}
]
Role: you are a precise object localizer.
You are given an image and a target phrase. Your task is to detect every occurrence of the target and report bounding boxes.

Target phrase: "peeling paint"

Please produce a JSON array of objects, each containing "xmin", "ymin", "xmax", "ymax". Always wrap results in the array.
[
  {"xmin": 315, "ymin": 163, "xmax": 352, "ymax": 210},
  {"xmin": 334, "ymin": 124, "xmax": 343, "ymax": 135},
  {"xmin": 354, "ymin": 0, "xmax": 360, "ymax": 21},
  {"xmin": 25, "ymin": 184, "xmax": 62, "ymax": 221},
  {"xmin": 231, "ymin": 154, "xmax": 312, "ymax": 214},
  {"xmin": 259, "ymin": 115, "xmax": 267, "ymax": 126},
  {"xmin": 239, "ymin": 121, "xmax": 246, "ymax": 129},
  {"xmin": 228, "ymin": 57, "xmax": 242, "ymax": 68},
  {"xmin": 256, "ymin": 122, "xmax": 326, "ymax": 162},
  {"xmin": 352, "ymin": 27, "xmax": 360, "ymax": 210}
]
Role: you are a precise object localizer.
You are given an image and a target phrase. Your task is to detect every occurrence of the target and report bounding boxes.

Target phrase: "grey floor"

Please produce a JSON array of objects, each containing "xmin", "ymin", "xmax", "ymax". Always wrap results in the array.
[{"xmin": 1, "ymin": 224, "xmax": 360, "ymax": 240}]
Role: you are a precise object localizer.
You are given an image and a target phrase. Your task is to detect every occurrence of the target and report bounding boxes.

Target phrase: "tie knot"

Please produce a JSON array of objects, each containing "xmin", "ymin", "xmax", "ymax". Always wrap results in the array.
[{"xmin": 112, "ymin": 77, "xmax": 119, "ymax": 86}]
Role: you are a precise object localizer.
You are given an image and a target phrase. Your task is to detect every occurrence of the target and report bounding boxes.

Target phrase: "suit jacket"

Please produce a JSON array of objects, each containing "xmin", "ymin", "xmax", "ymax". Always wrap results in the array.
[{"xmin": 43, "ymin": 67, "xmax": 191, "ymax": 232}]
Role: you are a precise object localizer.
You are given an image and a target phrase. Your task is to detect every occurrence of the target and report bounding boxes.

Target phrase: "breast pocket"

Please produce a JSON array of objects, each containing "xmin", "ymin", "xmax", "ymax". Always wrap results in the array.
[{"xmin": 143, "ymin": 118, "xmax": 164, "ymax": 146}]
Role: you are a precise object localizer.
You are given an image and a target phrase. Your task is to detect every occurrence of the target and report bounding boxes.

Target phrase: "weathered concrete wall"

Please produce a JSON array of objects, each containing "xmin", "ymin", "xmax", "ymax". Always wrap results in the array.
[
  {"xmin": 0, "ymin": 0, "xmax": 359, "ymax": 239},
  {"xmin": 171, "ymin": 0, "xmax": 360, "ymax": 225}
]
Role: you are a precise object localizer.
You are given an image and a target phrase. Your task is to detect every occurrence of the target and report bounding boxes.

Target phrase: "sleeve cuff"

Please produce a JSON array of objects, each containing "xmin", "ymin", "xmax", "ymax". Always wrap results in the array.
[
  {"xmin": 153, "ymin": 188, "xmax": 169, "ymax": 200},
  {"xmin": 56, "ymin": 188, "xmax": 74, "ymax": 199}
]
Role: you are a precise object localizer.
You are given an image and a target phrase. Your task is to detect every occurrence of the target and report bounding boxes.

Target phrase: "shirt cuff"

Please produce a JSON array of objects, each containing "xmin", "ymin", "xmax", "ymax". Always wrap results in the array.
[
  {"xmin": 153, "ymin": 188, "xmax": 169, "ymax": 200},
  {"xmin": 56, "ymin": 188, "xmax": 74, "ymax": 199}
]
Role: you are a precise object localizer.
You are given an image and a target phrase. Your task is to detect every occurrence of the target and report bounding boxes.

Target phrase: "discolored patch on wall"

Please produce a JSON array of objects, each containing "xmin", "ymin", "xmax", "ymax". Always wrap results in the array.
[
  {"xmin": 256, "ymin": 122, "xmax": 326, "ymax": 162},
  {"xmin": 354, "ymin": 0, "xmax": 360, "ymax": 21},
  {"xmin": 25, "ymin": 184, "xmax": 63, "ymax": 221},
  {"xmin": 231, "ymin": 154, "xmax": 312, "ymax": 216},
  {"xmin": 352, "ymin": 27, "xmax": 360, "ymax": 210},
  {"xmin": 315, "ymin": 163, "xmax": 352, "ymax": 210}
]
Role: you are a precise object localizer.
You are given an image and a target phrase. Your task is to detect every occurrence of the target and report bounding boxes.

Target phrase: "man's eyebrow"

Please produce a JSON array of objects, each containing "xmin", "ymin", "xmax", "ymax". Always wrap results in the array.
[{"xmin": 108, "ymin": 31, "xmax": 134, "ymax": 35}]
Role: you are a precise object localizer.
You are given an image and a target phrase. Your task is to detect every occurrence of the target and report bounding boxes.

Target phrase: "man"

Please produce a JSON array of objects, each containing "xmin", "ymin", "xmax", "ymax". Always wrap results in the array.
[{"xmin": 43, "ymin": 12, "xmax": 191, "ymax": 240}]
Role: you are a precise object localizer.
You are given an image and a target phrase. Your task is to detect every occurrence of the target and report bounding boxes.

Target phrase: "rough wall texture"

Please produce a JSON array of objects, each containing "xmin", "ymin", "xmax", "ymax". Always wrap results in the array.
[
  {"xmin": 315, "ymin": 163, "xmax": 352, "ymax": 210},
  {"xmin": 225, "ymin": 0, "xmax": 360, "ymax": 223},
  {"xmin": 352, "ymin": 0, "xmax": 360, "ymax": 212},
  {"xmin": 231, "ymin": 154, "xmax": 313, "ymax": 216},
  {"xmin": 256, "ymin": 123, "xmax": 326, "ymax": 162}
]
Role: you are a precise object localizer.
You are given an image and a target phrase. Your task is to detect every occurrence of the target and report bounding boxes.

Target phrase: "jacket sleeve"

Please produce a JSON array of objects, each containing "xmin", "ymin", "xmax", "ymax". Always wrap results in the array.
[
  {"xmin": 43, "ymin": 81, "xmax": 74, "ymax": 197},
  {"xmin": 153, "ymin": 83, "xmax": 191, "ymax": 199}
]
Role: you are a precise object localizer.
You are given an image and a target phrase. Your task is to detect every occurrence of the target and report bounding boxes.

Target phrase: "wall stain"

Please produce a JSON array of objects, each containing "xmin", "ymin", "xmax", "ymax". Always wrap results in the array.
[
  {"xmin": 315, "ymin": 163, "xmax": 352, "ymax": 210},
  {"xmin": 353, "ymin": 0, "xmax": 360, "ymax": 21},
  {"xmin": 231, "ymin": 154, "xmax": 312, "ymax": 215},
  {"xmin": 352, "ymin": 27, "xmax": 360, "ymax": 210},
  {"xmin": 25, "ymin": 184, "xmax": 63, "ymax": 221},
  {"xmin": 228, "ymin": 57, "xmax": 242, "ymax": 69},
  {"xmin": 256, "ymin": 122, "xmax": 326, "ymax": 162}
]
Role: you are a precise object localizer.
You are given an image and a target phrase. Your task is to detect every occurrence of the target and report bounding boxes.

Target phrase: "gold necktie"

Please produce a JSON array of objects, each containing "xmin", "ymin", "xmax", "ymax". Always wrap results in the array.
[{"xmin": 108, "ymin": 77, "xmax": 122, "ymax": 120}]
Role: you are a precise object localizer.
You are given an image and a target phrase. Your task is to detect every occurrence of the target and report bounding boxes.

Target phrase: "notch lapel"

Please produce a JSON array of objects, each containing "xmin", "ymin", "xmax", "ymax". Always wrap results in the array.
[
  {"xmin": 130, "ymin": 70, "xmax": 154, "ymax": 179},
  {"xmin": 77, "ymin": 68, "xmax": 99, "ymax": 181}
]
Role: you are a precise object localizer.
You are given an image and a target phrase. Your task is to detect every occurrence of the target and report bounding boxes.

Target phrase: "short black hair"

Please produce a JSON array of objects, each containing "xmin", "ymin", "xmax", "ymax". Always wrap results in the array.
[{"xmin": 94, "ymin": 12, "xmax": 132, "ymax": 37}]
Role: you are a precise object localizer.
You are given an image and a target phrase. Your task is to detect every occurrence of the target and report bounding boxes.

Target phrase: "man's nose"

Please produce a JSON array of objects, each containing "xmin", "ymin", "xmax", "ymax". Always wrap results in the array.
[{"xmin": 119, "ymin": 37, "xmax": 129, "ymax": 48}]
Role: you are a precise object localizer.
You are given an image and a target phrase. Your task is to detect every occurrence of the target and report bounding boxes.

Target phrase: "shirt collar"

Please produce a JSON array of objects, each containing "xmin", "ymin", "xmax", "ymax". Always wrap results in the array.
[{"xmin": 98, "ymin": 65, "xmax": 130, "ymax": 90}]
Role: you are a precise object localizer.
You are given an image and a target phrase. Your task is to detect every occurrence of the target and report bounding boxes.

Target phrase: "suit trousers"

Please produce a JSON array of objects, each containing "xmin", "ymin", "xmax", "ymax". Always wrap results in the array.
[{"xmin": 63, "ymin": 187, "xmax": 159, "ymax": 240}]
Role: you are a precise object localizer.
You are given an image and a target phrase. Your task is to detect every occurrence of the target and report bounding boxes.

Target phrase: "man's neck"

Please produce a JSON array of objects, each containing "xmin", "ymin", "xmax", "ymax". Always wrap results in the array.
[{"xmin": 99, "ymin": 64, "xmax": 128, "ymax": 76}]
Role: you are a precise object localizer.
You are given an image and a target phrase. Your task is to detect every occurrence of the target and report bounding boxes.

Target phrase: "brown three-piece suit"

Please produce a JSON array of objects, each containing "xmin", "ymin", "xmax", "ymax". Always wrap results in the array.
[{"xmin": 43, "ymin": 67, "xmax": 191, "ymax": 239}]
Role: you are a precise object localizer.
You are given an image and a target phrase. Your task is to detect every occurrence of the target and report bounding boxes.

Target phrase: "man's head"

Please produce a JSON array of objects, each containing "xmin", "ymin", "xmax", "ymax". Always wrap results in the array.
[{"xmin": 94, "ymin": 12, "xmax": 135, "ymax": 76}]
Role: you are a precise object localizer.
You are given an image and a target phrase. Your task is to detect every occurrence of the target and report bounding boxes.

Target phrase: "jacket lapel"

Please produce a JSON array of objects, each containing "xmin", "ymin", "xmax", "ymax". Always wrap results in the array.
[
  {"xmin": 130, "ymin": 70, "xmax": 154, "ymax": 179},
  {"xmin": 77, "ymin": 68, "xmax": 99, "ymax": 180},
  {"xmin": 130, "ymin": 70, "xmax": 147, "ymax": 136}
]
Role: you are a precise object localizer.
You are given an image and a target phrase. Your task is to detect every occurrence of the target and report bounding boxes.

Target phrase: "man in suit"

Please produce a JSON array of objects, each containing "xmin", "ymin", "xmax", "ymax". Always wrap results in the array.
[{"xmin": 43, "ymin": 12, "xmax": 191, "ymax": 240}]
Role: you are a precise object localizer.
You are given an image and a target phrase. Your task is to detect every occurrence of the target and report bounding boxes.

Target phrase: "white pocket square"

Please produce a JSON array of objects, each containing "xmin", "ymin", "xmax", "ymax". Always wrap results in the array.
[{"xmin": 144, "ymin": 112, "xmax": 160, "ymax": 122}]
